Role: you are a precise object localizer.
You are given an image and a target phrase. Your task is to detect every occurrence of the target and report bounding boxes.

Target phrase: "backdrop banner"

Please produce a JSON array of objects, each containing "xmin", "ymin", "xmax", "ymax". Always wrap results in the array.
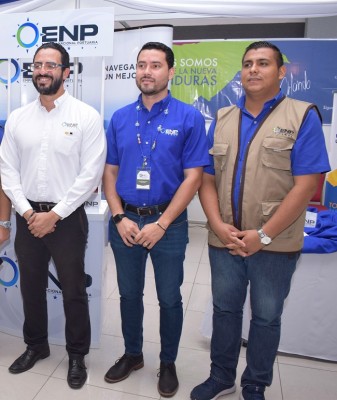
[
  {"xmin": 171, "ymin": 40, "xmax": 337, "ymax": 125},
  {"xmin": 0, "ymin": 7, "xmax": 114, "ymax": 58},
  {"xmin": 0, "ymin": 7, "xmax": 115, "ymax": 125},
  {"xmin": 0, "ymin": 205, "xmax": 109, "ymax": 347},
  {"xmin": 0, "ymin": 25, "xmax": 173, "ymax": 126},
  {"xmin": 324, "ymin": 171, "xmax": 337, "ymax": 212},
  {"xmin": 329, "ymin": 92, "xmax": 337, "ymax": 170},
  {"xmin": 103, "ymin": 25, "xmax": 173, "ymax": 128}
]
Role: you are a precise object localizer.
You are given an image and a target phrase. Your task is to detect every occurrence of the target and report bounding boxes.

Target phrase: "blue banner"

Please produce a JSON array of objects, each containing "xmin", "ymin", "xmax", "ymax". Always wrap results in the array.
[{"xmin": 172, "ymin": 40, "xmax": 337, "ymax": 124}]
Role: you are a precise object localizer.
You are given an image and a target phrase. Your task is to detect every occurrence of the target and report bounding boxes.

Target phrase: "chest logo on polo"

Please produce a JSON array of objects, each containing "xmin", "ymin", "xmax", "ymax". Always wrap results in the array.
[
  {"xmin": 162, "ymin": 128, "xmax": 179, "ymax": 136},
  {"xmin": 62, "ymin": 121, "xmax": 79, "ymax": 136},
  {"xmin": 62, "ymin": 122, "xmax": 79, "ymax": 128},
  {"xmin": 273, "ymin": 126, "xmax": 295, "ymax": 139}
]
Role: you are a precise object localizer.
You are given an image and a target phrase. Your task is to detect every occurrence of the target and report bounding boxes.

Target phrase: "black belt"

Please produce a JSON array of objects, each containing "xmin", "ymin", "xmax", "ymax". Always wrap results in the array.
[
  {"xmin": 121, "ymin": 200, "xmax": 170, "ymax": 216},
  {"xmin": 28, "ymin": 200, "xmax": 57, "ymax": 212}
]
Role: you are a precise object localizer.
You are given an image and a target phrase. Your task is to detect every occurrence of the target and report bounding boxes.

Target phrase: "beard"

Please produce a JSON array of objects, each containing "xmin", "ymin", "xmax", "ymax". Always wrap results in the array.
[
  {"xmin": 32, "ymin": 74, "xmax": 63, "ymax": 95},
  {"xmin": 136, "ymin": 78, "xmax": 167, "ymax": 96}
]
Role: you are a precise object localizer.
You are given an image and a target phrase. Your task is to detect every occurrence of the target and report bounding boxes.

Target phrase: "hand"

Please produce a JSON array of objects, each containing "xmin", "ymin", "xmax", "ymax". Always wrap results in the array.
[
  {"xmin": 134, "ymin": 222, "xmax": 166, "ymax": 250},
  {"xmin": 230, "ymin": 229, "xmax": 263, "ymax": 256},
  {"xmin": 27, "ymin": 211, "xmax": 59, "ymax": 238},
  {"xmin": 116, "ymin": 218, "xmax": 140, "ymax": 247},
  {"xmin": 213, "ymin": 222, "xmax": 246, "ymax": 250}
]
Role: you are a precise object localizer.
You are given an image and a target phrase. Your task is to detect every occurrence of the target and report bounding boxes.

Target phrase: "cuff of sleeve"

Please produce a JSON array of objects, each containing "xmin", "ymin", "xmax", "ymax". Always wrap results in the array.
[
  {"xmin": 18, "ymin": 200, "xmax": 35, "ymax": 217},
  {"xmin": 52, "ymin": 202, "xmax": 74, "ymax": 220}
]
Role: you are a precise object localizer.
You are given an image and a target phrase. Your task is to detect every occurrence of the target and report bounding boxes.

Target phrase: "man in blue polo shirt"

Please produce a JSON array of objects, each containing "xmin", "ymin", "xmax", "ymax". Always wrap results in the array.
[
  {"xmin": 103, "ymin": 41, "xmax": 209, "ymax": 398},
  {"xmin": 191, "ymin": 41, "xmax": 330, "ymax": 400}
]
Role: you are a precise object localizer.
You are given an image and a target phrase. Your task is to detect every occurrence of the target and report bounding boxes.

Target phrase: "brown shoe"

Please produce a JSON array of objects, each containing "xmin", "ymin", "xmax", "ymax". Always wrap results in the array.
[
  {"xmin": 104, "ymin": 353, "xmax": 144, "ymax": 383},
  {"xmin": 157, "ymin": 362, "xmax": 179, "ymax": 398}
]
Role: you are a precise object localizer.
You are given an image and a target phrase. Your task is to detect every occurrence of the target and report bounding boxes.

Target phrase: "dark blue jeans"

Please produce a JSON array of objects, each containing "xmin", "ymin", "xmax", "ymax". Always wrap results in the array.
[
  {"xmin": 209, "ymin": 247, "xmax": 299, "ymax": 388},
  {"xmin": 109, "ymin": 209, "xmax": 188, "ymax": 363}
]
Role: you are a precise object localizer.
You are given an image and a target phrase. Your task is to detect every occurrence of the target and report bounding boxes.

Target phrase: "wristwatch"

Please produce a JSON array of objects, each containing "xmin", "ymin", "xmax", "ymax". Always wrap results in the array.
[
  {"xmin": 257, "ymin": 228, "xmax": 272, "ymax": 245},
  {"xmin": 113, "ymin": 213, "xmax": 126, "ymax": 224},
  {"xmin": 0, "ymin": 220, "xmax": 11, "ymax": 229}
]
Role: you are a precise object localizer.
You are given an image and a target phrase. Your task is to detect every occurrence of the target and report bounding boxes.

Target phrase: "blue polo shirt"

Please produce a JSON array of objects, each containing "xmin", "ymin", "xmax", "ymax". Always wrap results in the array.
[
  {"xmin": 0, "ymin": 124, "xmax": 4, "ymax": 144},
  {"xmin": 205, "ymin": 91, "xmax": 331, "ymax": 223},
  {"xmin": 106, "ymin": 92, "xmax": 209, "ymax": 206}
]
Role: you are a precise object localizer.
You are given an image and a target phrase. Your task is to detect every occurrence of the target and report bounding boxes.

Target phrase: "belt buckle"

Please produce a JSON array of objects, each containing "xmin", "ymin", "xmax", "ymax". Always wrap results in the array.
[
  {"xmin": 39, "ymin": 203, "xmax": 51, "ymax": 212},
  {"xmin": 136, "ymin": 206, "xmax": 148, "ymax": 215}
]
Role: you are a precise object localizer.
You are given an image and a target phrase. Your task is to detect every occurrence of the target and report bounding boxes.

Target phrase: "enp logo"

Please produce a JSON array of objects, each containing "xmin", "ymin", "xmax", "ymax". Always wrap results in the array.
[
  {"xmin": 16, "ymin": 21, "xmax": 40, "ymax": 49},
  {"xmin": 0, "ymin": 59, "xmax": 21, "ymax": 85},
  {"xmin": 0, "ymin": 256, "xmax": 19, "ymax": 287}
]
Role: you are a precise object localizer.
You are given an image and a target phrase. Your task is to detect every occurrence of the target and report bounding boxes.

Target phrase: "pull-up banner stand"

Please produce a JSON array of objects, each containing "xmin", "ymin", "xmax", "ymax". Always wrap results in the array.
[
  {"xmin": 0, "ymin": 7, "xmax": 114, "ymax": 122},
  {"xmin": 1, "ymin": 8, "xmax": 114, "ymax": 58},
  {"xmin": 0, "ymin": 7, "xmax": 114, "ymax": 348},
  {"xmin": 324, "ymin": 91, "xmax": 337, "ymax": 211}
]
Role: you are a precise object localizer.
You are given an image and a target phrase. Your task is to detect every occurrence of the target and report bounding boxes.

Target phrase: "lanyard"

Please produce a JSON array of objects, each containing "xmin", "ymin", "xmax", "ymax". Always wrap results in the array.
[{"xmin": 135, "ymin": 102, "xmax": 170, "ymax": 167}]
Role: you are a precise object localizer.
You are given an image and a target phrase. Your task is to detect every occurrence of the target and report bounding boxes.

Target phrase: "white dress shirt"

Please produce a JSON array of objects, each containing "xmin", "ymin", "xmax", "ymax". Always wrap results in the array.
[{"xmin": 0, "ymin": 91, "xmax": 107, "ymax": 219}]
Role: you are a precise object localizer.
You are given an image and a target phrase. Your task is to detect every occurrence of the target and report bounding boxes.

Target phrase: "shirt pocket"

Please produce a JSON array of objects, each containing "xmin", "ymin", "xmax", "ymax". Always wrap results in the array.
[
  {"xmin": 210, "ymin": 143, "xmax": 229, "ymax": 171},
  {"xmin": 54, "ymin": 131, "xmax": 81, "ymax": 156},
  {"xmin": 261, "ymin": 137, "xmax": 294, "ymax": 171}
]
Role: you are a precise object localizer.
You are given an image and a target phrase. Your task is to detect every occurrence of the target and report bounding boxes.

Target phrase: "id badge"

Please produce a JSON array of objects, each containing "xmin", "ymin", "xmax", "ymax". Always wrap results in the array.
[{"xmin": 137, "ymin": 167, "xmax": 151, "ymax": 190}]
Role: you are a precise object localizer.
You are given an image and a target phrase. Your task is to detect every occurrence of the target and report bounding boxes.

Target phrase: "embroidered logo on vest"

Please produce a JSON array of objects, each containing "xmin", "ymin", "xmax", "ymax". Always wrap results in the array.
[{"xmin": 273, "ymin": 126, "xmax": 295, "ymax": 138}]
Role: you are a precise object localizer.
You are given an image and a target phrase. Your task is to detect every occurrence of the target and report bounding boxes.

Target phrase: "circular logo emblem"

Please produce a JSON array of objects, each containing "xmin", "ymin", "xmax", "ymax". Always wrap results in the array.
[
  {"xmin": 0, "ymin": 256, "xmax": 19, "ymax": 287},
  {"xmin": 16, "ymin": 22, "xmax": 39, "ymax": 49},
  {"xmin": 0, "ymin": 59, "xmax": 21, "ymax": 84}
]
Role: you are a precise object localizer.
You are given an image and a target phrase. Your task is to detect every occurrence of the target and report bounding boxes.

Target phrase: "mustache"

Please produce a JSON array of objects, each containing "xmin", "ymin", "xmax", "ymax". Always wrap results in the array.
[
  {"xmin": 36, "ymin": 74, "xmax": 53, "ymax": 79},
  {"xmin": 141, "ymin": 76, "xmax": 154, "ymax": 81}
]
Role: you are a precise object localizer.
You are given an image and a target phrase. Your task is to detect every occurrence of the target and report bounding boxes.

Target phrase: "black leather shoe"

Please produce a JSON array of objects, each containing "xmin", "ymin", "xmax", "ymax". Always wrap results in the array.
[
  {"xmin": 104, "ymin": 353, "xmax": 144, "ymax": 383},
  {"xmin": 158, "ymin": 362, "xmax": 179, "ymax": 398},
  {"xmin": 9, "ymin": 348, "xmax": 50, "ymax": 374},
  {"xmin": 67, "ymin": 358, "xmax": 87, "ymax": 389}
]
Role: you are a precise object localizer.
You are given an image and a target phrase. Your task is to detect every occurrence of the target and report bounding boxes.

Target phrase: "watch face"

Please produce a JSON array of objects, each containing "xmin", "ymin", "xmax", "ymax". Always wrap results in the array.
[
  {"xmin": 258, "ymin": 229, "xmax": 271, "ymax": 245},
  {"xmin": 261, "ymin": 236, "xmax": 272, "ymax": 245},
  {"xmin": 113, "ymin": 214, "xmax": 125, "ymax": 224}
]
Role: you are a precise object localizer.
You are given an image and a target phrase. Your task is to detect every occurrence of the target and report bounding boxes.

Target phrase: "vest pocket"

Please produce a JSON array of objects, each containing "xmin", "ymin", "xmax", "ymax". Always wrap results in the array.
[
  {"xmin": 261, "ymin": 137, "xmax": 294, "ymax": 171},
  {"xmin": 210, "ymin": 143, "xmax": 229, "ymax": 171},
  {"xmin": 261, "ymin": 201, "xmax": 294, "ymax": 238}
]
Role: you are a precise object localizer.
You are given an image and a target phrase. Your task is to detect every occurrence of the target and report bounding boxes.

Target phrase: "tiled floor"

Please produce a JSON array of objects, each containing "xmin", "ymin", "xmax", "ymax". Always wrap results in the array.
[{"xmin": 1, "ymin": 223, "xmax": 337, "ymax": 400}]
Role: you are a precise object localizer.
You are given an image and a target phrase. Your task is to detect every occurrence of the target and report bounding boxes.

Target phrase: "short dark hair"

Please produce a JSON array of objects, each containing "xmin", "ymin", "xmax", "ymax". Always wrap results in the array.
[
  {"xmin": 33, "ymin": 42, "xmax": 70, "ymax": 70},
  {"xmin": 137, "ymin": 42, "xmax": 174, "ymax": 69},
  {"xmin": 242, "ymin": 41, "xmax": 284, "ymax": 68}
]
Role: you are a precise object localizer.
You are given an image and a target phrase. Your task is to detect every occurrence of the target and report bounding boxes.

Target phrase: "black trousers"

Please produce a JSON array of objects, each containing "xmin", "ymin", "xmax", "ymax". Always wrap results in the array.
[{"xmin": 14, "ymin": 206, "xmax": 90, "ymax": 359}]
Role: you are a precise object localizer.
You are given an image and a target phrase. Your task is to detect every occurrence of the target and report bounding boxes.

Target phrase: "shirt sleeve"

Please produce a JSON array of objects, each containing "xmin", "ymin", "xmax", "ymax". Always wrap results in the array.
[
  {"xmin": 105, "ymin": 113, "xmax": 119, "ymax": 166},
  {"xmin": 0, "ymin": 112, "xmax": 32, "ymax": 216},
  {"xmin": 291, "ymin": 108, "xmax": 331, "ymax": 176},
  {"xmin": 203, "ymin": 119, "xmax": 216, "ymax": 175},
  {"xmin": 0, "ymin": 125, "xmax": 4, "ymax": 143},
  {"xmin": 181, "ymin": 108, "xmax": 209, "ymax": 169}
]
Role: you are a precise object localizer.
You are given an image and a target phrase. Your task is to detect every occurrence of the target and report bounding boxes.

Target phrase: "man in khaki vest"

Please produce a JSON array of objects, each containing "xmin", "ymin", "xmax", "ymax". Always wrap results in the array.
[{"xmin": 191, "ymin": 41, "xmax": 330, "ymax": 400}]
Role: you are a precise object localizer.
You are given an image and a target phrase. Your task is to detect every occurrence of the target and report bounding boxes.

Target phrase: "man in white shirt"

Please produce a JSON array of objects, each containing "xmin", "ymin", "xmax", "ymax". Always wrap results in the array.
[{"xmin": 0, "ymin": 42, "xmax": 106, "ymax": 389}]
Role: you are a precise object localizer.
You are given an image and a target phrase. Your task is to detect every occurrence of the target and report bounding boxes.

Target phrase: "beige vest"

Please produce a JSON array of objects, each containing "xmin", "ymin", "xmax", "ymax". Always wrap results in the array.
[{"xmin": 208, "ymin": 96, "xmax": 318, "ymax": 252}]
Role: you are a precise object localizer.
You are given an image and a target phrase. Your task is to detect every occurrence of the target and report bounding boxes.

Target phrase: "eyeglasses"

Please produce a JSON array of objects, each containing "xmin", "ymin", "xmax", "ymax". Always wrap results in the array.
[{"xmin": 30, "ymin": 62, "xmax": 65, "ymax": 71}]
